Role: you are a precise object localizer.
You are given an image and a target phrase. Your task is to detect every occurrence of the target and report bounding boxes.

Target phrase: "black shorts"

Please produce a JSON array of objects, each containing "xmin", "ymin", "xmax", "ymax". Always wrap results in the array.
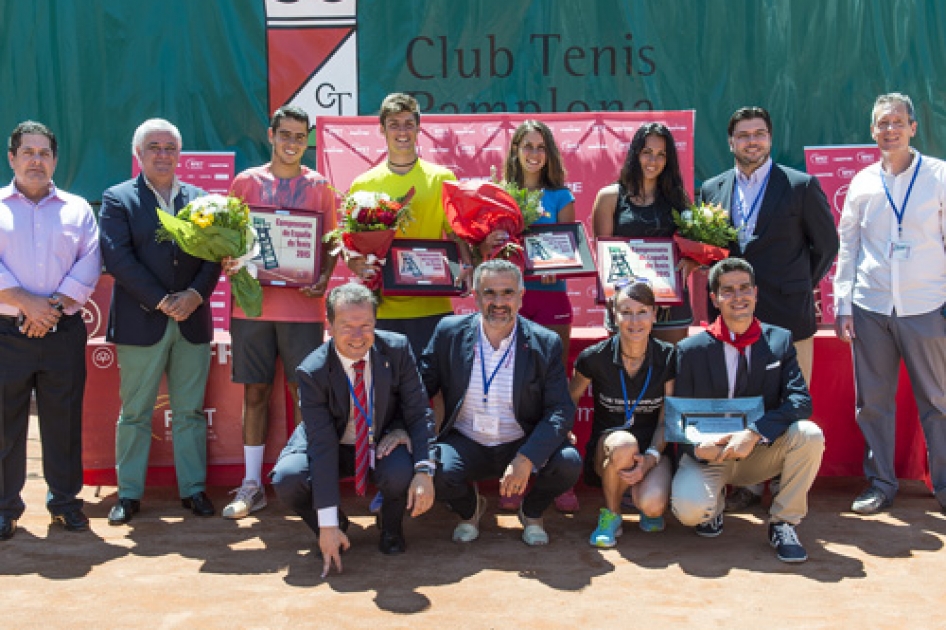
[{"xmin": 230, "ymin": 319, "xmax": 325, "ymax": 384}]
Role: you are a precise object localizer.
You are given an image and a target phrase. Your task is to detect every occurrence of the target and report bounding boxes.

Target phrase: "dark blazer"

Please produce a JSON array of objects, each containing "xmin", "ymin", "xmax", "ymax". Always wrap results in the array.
[
  {"xmin": 297, "ymin": 330, "xmax": 435, "ymax": 511},
  {"xmin": 701, "ymin": 164, "xmax": 839, "ymax": 341},
  {"xmin": 420, "ymin": 314, "xmax": 575, "ymax": 468},
  {"xmin": 674, "ymin": 323, "xmax": 812, "ymax": 445},
  {"xmin": 99, "ymin": 174, "xmax": 220, "ymax": 346}
]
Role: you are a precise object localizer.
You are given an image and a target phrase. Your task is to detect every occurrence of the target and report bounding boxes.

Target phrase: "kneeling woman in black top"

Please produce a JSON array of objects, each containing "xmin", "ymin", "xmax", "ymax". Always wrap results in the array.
[{"xmin": 569, "ymin": 280, "xmax": 675, "ymax": 548}]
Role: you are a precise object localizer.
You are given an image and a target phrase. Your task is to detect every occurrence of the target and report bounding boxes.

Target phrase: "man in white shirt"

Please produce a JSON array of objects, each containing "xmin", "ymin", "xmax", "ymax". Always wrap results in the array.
[
  {"xmin": 834, "ymin": 92, "xmax": 946, "ymax": 516},
  {"xmin": 269, "ymin": 283, "xmax": 436, "ymax": 577},
  {"xmin": 420, "ymin": 260, "xmax": 581, "ymax": 546}
]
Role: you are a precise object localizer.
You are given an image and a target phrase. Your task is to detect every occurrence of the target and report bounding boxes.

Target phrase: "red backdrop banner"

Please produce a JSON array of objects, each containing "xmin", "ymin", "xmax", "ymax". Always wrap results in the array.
[
  {"xmin": 803, "ymin": 144, "xmax": 880, "ymax": 325},
  {"xmin": 317, "ymin": 111, "xmax": 695, "ymax": 326}
]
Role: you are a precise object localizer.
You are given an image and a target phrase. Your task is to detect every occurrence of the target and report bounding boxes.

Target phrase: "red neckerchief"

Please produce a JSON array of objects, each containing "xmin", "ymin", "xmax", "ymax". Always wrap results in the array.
[{"xmin": 706, "ymin": 316, "xmax": 762, "ymax": 354}]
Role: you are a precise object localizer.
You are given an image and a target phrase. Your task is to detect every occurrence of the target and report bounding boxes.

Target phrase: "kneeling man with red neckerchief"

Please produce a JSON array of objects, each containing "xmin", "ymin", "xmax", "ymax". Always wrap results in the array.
[{"xmin": 670, "ymin": 257, "xmax": 824, "ymax": 563}]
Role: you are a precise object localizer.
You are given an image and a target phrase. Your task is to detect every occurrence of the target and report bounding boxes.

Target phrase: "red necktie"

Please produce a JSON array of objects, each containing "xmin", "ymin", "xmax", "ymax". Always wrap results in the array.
[{"xmin": 352, "ymin": 359, "xmax": 369, "ymax": 496}]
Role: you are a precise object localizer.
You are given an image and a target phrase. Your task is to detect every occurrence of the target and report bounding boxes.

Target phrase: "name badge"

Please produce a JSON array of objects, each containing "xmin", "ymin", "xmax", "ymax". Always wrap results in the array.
[
  {"xmin": 887, "ymin": 240, "xmax": 912, "ymax": 260},
  {"xmin": 369, "ymin": 444, "xmax": 376, "ymax": 470},
  {"xmin": 474, "ymin": 412, "xmax": 499, "ymax": 435}
]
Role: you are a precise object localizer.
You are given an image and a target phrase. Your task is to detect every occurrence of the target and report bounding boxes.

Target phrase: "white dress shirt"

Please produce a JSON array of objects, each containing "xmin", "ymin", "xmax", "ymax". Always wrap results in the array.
[
  {"xmin": 455, "ymin": 318, "xmax": 525, "ymax": 446},
  {"xmin": 834, "ymin": 151, "xmax": 946, "ymax": 317},
  {"xmin": 732, "ymin": 158, "xmax": 773, "ymax": 248}
]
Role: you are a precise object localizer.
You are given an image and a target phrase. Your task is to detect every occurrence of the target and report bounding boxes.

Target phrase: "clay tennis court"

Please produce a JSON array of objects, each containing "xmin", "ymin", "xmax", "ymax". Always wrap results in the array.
[{"xmin": 3, "ymin": 414, "xmax": 944, "ymax": 629}]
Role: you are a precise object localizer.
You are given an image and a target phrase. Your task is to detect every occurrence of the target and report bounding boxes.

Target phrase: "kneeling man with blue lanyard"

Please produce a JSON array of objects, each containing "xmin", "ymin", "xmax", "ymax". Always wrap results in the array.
[
  {"xmin": 421, "ymin": 259, "xmax": 582, "ymax": 546},
  {"xmin": 270, "ymin": 283, "xmax": 436, "ymax": 577}
]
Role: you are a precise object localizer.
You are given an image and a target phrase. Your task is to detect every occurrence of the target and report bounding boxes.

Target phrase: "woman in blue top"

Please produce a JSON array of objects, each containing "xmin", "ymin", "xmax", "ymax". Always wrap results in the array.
[
  {"xmin": 483, "ymin": 120, "xmax": 576, "ymax": 361},
  {"xmin": 482, "ymin": 120, "xmax": 579, "ymax": 513}
]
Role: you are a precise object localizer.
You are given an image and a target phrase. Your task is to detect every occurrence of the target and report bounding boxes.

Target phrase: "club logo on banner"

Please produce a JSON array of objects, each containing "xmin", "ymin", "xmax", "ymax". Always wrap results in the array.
[
  {"xmin": 265, "ymin": 0, "xmax": 359, "ymax": 123},
  {"xmin": 317, "ymin": 111, "xmax": 695, "ymax": 326},
  {"xmin": 804, "ymin": 144, "xmax": 880, "ymax": 324}
]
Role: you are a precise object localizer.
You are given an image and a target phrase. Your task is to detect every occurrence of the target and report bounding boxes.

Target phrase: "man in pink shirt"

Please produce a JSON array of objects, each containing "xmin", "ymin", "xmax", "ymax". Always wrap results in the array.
[
  {"xmin": 223, "ymin": 106, "xmax": 337, "ymax": 519},
  {"xmin": 0, "ymin": 121, "xmax": 101, "ymax": 539}
]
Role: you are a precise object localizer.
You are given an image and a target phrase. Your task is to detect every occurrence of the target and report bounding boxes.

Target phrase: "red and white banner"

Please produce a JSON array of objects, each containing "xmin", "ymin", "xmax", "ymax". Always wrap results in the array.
[
  {"xmin": 804, "ymin": 144, "xmax": 880, "ymax": 324},
  {"xmin": 317, "ymin": 111, "xmax": 695, "ymax": 326}
]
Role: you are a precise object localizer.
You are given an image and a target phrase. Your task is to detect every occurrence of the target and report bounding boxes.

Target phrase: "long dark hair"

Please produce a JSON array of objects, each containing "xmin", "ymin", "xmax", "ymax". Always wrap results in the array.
[
  {"xmin": 618, "ymin": 122, "xmax": 690, "ymax": 210},
  {"xmin": 503, "ymin": 120, "xmax": 567, "ymax": 189}
]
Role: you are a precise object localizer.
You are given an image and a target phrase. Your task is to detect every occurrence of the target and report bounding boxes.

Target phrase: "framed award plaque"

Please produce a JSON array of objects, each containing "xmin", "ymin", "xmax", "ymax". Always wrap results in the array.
[
  {"xmin": 522, "ymin": 222, "xmax": 597, "ymax": 281},
  {"xmin": 247, "ymin": 205, "xmax": 324, "ymax": 287},
  {"xmin": 381, "ymin": 239, "xmax": 464, "ymax": 297},
  {"xmin": 595, "ymin": 237, "xmax": 684, "ymax": 305}
]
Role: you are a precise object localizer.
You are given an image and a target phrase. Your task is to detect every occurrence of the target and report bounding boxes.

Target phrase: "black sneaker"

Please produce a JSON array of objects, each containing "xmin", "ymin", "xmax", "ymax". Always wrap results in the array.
[
  {"xmin": 694, "ymin": 512, "xmax": 723, "ymax": 537},
  {"xmin": 769, "ymin": 521, "xmax": 807, "ymax": 563}
]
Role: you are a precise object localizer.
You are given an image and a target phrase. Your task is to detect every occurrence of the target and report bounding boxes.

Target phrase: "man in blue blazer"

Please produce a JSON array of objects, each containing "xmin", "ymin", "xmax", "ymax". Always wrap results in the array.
[
  {"xmin": 421, "ymin": 259, "xmax": 581, "ymax": 546},
  {"xmin": 99, "ymin": 119, "xmax": 221, "ymax": 525},
  {"xmin": 670, "ymin": 258, "xmax": 824, "ymax": 563},
  {"xmin": 701, "ymin": 106, "xmax": 837, "ymax": 512},
  {"xmin": 270, "ymin": 283, "xmax": 436, "ymax": 576}
]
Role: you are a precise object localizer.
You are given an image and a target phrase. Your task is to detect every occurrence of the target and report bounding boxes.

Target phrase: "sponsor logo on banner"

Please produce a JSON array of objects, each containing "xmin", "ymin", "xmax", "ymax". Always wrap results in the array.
[
  {"xmin": 833, "ymin": 184, "xmax": 850, "ymax": 216},
  {"xmin": 811, "ymin": 154, "xmax": 829, "ymax": 165},
  {"xmin": 837, "ymin": 167, "xmax": 856, "ymax": 178},
  {"xmin": 91, "ymin": 346, "xmax": 115, "ymax": 369}
]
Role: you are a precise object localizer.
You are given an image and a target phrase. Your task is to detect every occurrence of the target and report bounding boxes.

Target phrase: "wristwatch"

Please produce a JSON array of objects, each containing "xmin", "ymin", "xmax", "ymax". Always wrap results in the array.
[
  {"xmin": 414, "ymin": 463, "xmax": 436, "ymax": 477},
  {"xmin": 645, "ymin": 447, "xmax": 662, "ymax": 465}
]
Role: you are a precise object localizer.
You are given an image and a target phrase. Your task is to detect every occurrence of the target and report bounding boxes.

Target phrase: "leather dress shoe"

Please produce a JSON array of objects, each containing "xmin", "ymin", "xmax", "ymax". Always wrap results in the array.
[
  {"xmin": 108, "ymin": 498, "xmax": 141, "ymax": 526},
  {"xmin": 51, "ymin": 510, "xmax": 90, "ymax": 532},
  {"xmin": 0, "ymin": 515, "xmax": 17, "ymax": 541},
  {"xmin": 379, "ymin": 529, "xmax": 406, "ymax": 555},
  {"xmin": 182, "ymin": 491, "xmax": 215, "ymax": 517}
]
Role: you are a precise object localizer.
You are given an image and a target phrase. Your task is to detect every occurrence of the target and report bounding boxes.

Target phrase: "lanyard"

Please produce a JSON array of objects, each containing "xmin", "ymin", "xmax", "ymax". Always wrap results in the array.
[
  {"xmin": 478, "ymin": 329, "xmax": 514, "ymax": 404},
  {"xmin": 734, "ymin": 166, "xmax": 772, "ymax": 229},
  {"xmin": 881, "ymin": 154, "xmax": 922, "ymax": 237},
  {"xmin": 345, "ymin": 368, "xmax": 374, "ymax": 433},
  {"xmin": 619, "ymin": 364, "xmax": 652, "ymax": 428}
]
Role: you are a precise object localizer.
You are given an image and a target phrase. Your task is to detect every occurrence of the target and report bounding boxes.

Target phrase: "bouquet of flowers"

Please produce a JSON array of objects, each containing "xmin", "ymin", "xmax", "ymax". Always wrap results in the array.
[
  {"xmin": 442, "ymin": 167, "xmax": 547, "ymax": 271},
  {"xmin": 156, "ymin": 194, "xmax": 263, "ymax": 317},
  {"xmin": 671, "ymin": 201, "xmax": 740, "ymax": 266},
  {"xmin": 323, "ymin": 187, "xmax": 415, "ymax": 290}
]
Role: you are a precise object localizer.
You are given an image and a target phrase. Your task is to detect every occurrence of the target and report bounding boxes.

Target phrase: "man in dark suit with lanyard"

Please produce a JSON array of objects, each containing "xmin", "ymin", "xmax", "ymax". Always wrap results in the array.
[
  {"xmin": 270, "ymin": 283, "xmax": 436, "ymax": 577},
  {"xmin": 420, "ymin": 259, "xmax": 581, "ymax": 546},
  {"xmin": 670, "ymin": 258, "xmax": 824, "ymax": 563},
  {"xmin": 99, "ymin": 118, "xmax": 221, "ymax": 524},
  {"xmin": 701, "ymin": 106, "xmax": 838, "ymax": 511}
]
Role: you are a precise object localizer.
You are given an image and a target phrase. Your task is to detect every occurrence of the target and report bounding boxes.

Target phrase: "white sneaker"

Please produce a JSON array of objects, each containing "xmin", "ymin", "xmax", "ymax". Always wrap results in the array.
[{"xmin": 221, "ymin": 479, "xmax": 267, "ymax": 519}]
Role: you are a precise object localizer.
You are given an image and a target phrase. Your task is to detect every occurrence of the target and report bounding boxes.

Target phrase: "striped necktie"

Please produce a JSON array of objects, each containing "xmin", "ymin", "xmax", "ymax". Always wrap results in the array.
[{"xmin": 352, "ymin": 359, "xmax": 369, "ymax": 496}]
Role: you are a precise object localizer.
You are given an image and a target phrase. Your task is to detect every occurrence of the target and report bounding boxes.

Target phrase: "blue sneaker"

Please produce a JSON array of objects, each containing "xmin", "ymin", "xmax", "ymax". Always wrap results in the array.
[
  {"xmin": 769, "ymin": 521, "xmax": 807, "ymax": 563},
  {"xmin": 589, "ymin": 508, "xmax": 623, "ymax": 548},
  {"xmin": 639, "ymin": 514, "xmax": 665, "ymax": 533},
  {"xmin": 695, "ymin": 512, "xmax": 724, "ymax": 537}
]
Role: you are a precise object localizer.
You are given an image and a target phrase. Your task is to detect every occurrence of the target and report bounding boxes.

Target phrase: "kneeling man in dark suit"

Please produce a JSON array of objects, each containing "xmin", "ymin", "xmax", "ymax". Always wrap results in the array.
[
  {"xmin": 670, "ymin": 258, "xmax": 824, "ymax": 563},
  {"xmin": 421, "ymin": 259, "xmax": 581, "ymax": 546},
  {"xmin": 271, "ymin": 283, "xmax": 436, "ymax": 577}
]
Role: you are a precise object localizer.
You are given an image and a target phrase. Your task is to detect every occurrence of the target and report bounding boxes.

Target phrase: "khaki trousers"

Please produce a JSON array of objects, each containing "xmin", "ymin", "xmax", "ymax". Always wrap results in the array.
[{"xmin": 671, "ymin": 421, "xmax": 825, "ymax": 526}]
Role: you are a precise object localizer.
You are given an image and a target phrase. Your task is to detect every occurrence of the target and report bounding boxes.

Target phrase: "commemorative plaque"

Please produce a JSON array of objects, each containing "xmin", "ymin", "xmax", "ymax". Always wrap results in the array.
[
  {"xmin": 664, "ymin": 396, "xmax": 765, "ymax": 444},
  {"xmin": 247, "ymin": 206, "xmax": 323, "ymax": 287},
  {"xmin": 596, "ymin": 237, "xmax": 683, "ymax": 305}
]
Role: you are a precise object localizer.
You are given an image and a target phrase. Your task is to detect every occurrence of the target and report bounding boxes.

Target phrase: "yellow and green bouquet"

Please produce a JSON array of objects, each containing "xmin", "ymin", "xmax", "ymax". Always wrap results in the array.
[{"xmin": 156, "ymin": 194, "xmax": 263, "ymax": 317}]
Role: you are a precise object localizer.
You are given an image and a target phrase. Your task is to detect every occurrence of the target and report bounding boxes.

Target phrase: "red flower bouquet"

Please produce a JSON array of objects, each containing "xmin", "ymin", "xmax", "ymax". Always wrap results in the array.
[
  {"xmin": 443, "ymin": 178, "xmax": 544, "ymax": 272},
  {"xmin": 324, "ymin": 187, "xmax": 415, "ymax": 290}
]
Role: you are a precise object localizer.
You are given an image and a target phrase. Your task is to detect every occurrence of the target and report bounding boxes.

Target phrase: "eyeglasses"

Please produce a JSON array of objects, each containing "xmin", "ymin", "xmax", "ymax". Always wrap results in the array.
[{"xmin": 732, "ymin": 130, "xmax": 770, "ymax": 143}]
